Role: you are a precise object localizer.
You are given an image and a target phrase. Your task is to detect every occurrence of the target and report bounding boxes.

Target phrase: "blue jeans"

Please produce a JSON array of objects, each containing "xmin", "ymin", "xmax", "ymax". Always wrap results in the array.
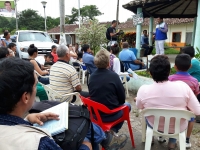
[
  {"xmin": 101, "ymin": 102, "xmax": 131, "ymax": 133},
  {"xmin": 84, "ymin": 123, "xmax": 106, "ymax": 150},
  {"xmin": 146, "ymin": 118, "xmax": 177, "ymax": 144},
  {"xmin": 38, "ymin": 76, "xmax": 49, "ymax": 85}
]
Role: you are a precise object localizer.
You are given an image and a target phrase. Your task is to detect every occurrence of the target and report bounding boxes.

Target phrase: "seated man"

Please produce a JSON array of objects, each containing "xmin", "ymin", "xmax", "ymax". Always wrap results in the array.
[
  {"xmin": 135, "ymin": 55, "xmax": 200, "ymax": 149},
  {"xmin": 50, "ymin": 44, "xmax": 89, "ymax": 101},
  {"xmin": 0, "ymin": 58, "xmax": 128, "ymax": 150},
  {"xmin": 82, "ymin": 44, "xmax": 97, "ymax": 74},
  {"xmin": 181, "ymin": 46, "xmax": 200, "ymax": 82},
  {"xmin": 88, "ymin": 49, "xmax": 131, "ymax": 134},
  {"xmin": 141, "ymin": 30, "xmax": 153, "ymax": 56},
  {"xmin": 119, "ymin": 42, "xmax": 145, "ymax": 71}
]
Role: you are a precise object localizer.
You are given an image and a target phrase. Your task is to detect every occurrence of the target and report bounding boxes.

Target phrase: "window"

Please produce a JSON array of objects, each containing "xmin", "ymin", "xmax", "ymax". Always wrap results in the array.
[{"xmin": 172, "ymin": 32, "xmax": 181, "ymax": 42}]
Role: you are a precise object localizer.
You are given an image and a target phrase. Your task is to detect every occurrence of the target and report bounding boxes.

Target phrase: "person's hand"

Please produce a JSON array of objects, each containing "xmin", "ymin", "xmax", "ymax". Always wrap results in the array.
[
  {"xmin": 82, "ymin": 141, "xmax": 92, "ymax": 150},
  {"xmin": 44, "ymin": 70, "xmax": 49, "ymax": 75},
  {"xmin": 141, "ymin": 62, "xmax": 145, "ymax": 66},
  {"xmin": 26, "ymin": 113, "xmax": 59, "ymax": 125}
]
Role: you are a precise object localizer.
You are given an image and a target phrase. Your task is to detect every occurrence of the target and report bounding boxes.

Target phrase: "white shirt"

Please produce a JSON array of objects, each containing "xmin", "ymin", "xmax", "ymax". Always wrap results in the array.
[{"xmin": 113, "ymin": 57, "xmax": 121, "ymax": 75}]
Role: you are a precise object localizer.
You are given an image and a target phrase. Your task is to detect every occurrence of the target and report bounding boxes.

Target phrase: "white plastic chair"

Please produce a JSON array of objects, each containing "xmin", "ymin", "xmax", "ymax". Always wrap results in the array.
[
  {"xmin": 79, "ymin": 64, "xmax": 87, "ymax": 84},
  {"xmin": 119, "ymin": 72, "xmax": 129, "ymax": 97},
  {"xmin": 141, "ymin": 108, "xmax": 195, "ymax": 150},
  {"xmin": 34, "ymin": 70, "xmax": 49, "ymax": 78},
  {"xmin": 42, "ymin": 84, "xmax": 81, "ymax": 103},
  {"xmin": 35, "ymin": 96, "xmax": 40, "ymax": 102}
]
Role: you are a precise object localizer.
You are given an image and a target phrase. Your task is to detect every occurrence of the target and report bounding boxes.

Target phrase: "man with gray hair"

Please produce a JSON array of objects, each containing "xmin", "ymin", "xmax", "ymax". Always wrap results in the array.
[{"xmin": 50, "ymin": 44, "xmax": 88, "ymax": 100}]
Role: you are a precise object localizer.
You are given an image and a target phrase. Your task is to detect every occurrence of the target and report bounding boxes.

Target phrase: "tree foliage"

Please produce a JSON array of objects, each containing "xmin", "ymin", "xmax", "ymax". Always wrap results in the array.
[
  {"xmin": 75, "ymin": 20, "xmax": 107, "ymax": 54},
  {"xmin": 0, "ymin": 9, "xmax": 61, "ymax": 34},
  {"xmin": 66, "ymin": 5, "xmax": 103, "ymax": 24}
]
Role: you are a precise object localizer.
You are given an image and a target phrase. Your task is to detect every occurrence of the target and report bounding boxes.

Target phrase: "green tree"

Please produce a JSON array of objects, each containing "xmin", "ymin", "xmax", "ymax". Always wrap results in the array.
[
  {"xmin": 18, "ymin": 9, "xmax": 44, "ymax": 30},
  {"xmin": 66, "ymin": 5, "xmax": 103, "ymax": 24},
  {"xmin": 75, "ymin": 20, "xmax": 107, "ymax": 54}
]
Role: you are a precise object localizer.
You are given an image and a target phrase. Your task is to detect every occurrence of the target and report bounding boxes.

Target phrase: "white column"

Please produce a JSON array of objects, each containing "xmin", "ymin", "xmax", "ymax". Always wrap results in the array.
[
  {"xmin": 136, "ymin": 8, "xmax": 142, "ymax": 58},
  {"xmin": 59, "ymin": 0, "xmax": 66, "ymax": 45},
  {"xmin": 149, "ymin": 17, "xmax": 154, "ymax": 46},
  {"xmin": 191, "ymin": 17, "xmax": 197, "ymax": 46},
  {"xmin": 194, "ymin": 0, "xmax": 200, "ymax": 52}
]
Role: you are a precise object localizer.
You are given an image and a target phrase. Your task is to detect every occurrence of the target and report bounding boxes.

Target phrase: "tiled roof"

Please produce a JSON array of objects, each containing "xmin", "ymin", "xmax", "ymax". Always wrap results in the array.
[
  {"xmin": 118, "ymin": 18, "xmax": 194, "ymax": 29},
  {"xmin": 48, "ymin": 18, "xmax": 194, "ymax": 33}
]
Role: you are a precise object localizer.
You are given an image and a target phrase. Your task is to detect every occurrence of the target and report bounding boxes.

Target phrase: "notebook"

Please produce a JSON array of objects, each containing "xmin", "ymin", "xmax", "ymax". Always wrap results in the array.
[{"xmin": 34, "ymin": 102, "xmax": 69, "ymax": 136}]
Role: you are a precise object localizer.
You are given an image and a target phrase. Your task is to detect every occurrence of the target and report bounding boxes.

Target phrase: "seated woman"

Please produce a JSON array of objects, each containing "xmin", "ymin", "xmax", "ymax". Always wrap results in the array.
[
  {"xmin": 88, "ymin": 49, "xmax": 131, "ymax": 133},
  {"xmin": 109, "ymin": 44, "xmax": 130, "ymax": 81},
  {"xmin": 135, "ymin": 55, "xmax": 200, "ymax": 149},
  {"xmin": 28, "ymin": 44, "xmax": 49, "ymax": 85},
  {"xmin": 67, "ymin": 44, "xmax": 78, "ymax": 64}
]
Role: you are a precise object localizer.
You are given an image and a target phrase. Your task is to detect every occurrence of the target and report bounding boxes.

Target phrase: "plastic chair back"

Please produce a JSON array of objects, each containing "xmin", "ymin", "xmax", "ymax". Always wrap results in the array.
[
  {"xmin": 80, "ymin": 96, "xmax": 135, "ymax": 148},
  {"xmin": 142, "ymin": 108, "xmax": 195, "ymax": 136},
  {"xmin": 42, "ymin": 84, "xmax": 80, "ymax": 103}
]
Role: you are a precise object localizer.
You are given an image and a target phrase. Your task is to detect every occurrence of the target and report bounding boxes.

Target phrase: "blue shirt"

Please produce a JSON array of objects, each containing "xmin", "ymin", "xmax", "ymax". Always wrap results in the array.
[
  {"xmin": 82, "ymin": 52, "xmax": 97, "ymax": 74},
  {"xmin": 0, "ymin": 114, "xmax": 89, "ymax": 150},
  {"xmin": 188, "ymin": 58, "xmax": 200, "ymax": 82},
  {"xmin": 119, "ymin": 49, "xmax": 140, "ymax": 70},
  {"xmin": 155, "ymin": 22, "xmax": 168, "ymax": 40},
  {"xmin": 141, "ymin": 35, "xmax": 149, "ymax": 45}
]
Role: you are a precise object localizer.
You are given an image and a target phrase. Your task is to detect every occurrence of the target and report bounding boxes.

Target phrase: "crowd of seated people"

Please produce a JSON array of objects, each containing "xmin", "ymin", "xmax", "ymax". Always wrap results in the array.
[{"xmin": 1, "ymin": 33, "xmax": 200, "ymax": 150}]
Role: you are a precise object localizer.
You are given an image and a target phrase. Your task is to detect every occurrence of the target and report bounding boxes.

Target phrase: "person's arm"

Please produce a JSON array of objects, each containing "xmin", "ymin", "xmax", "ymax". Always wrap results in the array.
[
  {"xmin": 113, "ymin": 58, "xmax": 121, "ymax": 75},
  {"xmin": 135, "ymin": 86, "xmax": 145, "ymax": 109},
  {"xmin": 39, "ymin": 137, "xmax": 62, "ymax": 150},
  {"xmin": 109, "ymin": 28, "xmax": 119, "ymax": 37},
  {"xmin": 70, "ymin": 69, "xmax": 81, "ymax": 92},
  {"xmin": 187, "ymin": 86, "xmax": 200, "ymax": 115},
  {"xmin": 141, "ymin": 36, "xmax": 145, "ymax": 45},
  {"xmin": 159, "ymin": 23, "xmax": 168, "ymax": 33},
  {"xmin": 131, "ymin": 52, "xmax": 145, "ymax": 66},
  {"xmin": 2, "ymin": 40, "xmax": 6, "ymax": 47},
  {"xmin": 30, "ymin": 60, "xmax": 49, "ymax": 76},
  {"xmin": 25, "ymin": 112, "xmax": 59, "ymax": 125},
  {"xmin": 70, "ymin": 51, "xmax": 78, "ymax": 58}
]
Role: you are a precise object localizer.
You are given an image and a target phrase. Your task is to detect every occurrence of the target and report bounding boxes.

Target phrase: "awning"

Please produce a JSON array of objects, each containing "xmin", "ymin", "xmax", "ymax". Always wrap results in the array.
[{"xmin": 123, "ymin": 0, "xmax": 198, "ymax": 18}]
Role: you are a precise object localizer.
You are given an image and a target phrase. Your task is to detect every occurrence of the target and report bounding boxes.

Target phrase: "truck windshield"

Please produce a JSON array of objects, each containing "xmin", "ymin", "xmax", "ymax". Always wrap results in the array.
[{"xmin": 18, "ymin": 32, "xmax": 52, "ymax": 42}]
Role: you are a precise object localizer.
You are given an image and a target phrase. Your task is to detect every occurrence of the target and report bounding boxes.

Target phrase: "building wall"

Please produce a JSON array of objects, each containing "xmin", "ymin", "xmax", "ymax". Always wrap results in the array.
[{"xmin": 122, "ymin": 23, "xmax": 194, "ymax": 48}]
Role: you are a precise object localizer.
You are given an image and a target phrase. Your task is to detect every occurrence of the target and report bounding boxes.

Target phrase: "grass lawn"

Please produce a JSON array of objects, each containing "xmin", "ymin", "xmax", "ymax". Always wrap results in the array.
[
  {"xmin": 151, "ymin": 48, "xmax": 180, "ymax": 55},
  {"xmin": 136, "ymin": 67, "xmax": 177, "ymax": 78}
]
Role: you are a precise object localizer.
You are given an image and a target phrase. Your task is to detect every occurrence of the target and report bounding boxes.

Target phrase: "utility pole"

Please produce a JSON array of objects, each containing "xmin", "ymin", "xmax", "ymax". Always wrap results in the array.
[
  {"xmin": 59, "ymin": 0, "xmax": 66, "ymax": 45},
  {"xmin": 78, "ymin": 0, "xmax": 81, "ymax": 28},
  {"xmin": 116, "ymin": 0, "xmax": 119, "ymax": 29},
  {"xmin": 14, "ymin": 0, "xmax": 18, "ymax": 30}
]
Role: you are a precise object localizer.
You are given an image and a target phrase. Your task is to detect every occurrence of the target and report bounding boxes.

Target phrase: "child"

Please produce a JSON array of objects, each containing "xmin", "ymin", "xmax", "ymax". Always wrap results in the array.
[
  {"xmin": 169, "ymin": 54, "xmax": 200, "ymax": 101},
  {"xmin": 169, "ymin": 53, "xmax": 200, "ymax": 148},
  {"xmin": 181, "ymin": 46, "xmax": 200, "ymax": 82},
  {"xmin": 44, "ymin": 53, "xmax": 54, "ymax": 66}
]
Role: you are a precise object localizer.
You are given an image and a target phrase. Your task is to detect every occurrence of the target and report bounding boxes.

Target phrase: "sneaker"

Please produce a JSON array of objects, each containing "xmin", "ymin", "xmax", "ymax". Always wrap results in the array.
[
  {"xmin": 102, "ymin": 130, "xmax": 128, "ymax": 150},
  {"xmin": 157, "ymin": 136, "xmax": 166, "ymax": 143},
  {"xmin": 186, "ymin": 142, "xmax": 191, "ymax": 149}
]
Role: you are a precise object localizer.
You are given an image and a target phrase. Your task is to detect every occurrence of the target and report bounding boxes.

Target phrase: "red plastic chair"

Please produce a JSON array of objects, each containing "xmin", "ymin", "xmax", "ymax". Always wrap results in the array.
[{"xmin": 80, "ymin": 96, "xmax": 135, "ymax": 148}]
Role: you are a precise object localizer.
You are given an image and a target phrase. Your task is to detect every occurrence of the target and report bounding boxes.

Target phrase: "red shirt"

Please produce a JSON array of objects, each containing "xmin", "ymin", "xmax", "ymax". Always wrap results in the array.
[{"xmin": 51, "ymin": 52, "xmax": 58, "ymax": 63}]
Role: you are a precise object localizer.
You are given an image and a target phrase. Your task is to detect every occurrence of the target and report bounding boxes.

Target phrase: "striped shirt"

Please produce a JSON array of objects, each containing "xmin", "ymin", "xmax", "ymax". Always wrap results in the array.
[
  {"xmin": 169, "ymin": 71, "xmax": 200, "ymax": 95},
  {"xmin": 50, "ymin": 60, "xmax": 80, "ymax": 96}
]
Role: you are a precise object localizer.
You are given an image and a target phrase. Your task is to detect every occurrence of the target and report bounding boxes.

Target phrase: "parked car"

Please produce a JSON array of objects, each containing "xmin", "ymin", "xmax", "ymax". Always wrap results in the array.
[{"xmin": 14, "ymin": 30, "xmax": 58, "ymax": 58}]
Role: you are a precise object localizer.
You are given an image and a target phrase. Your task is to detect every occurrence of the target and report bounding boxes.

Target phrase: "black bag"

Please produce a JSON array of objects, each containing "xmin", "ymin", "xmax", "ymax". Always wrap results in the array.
[
  {"xmin": 106, "ymin": 27, "xmax": 111, "ymax": 40},
  {"xmin": 29, "ymin": 101, "xmax": 91, "ymax": 150}
]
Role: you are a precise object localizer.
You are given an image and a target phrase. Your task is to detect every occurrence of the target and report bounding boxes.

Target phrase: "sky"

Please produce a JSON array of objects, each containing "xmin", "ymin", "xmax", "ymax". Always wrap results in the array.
[{"xmin": 16, "ymin": 0, "xmax": 134, "ymax": 22}]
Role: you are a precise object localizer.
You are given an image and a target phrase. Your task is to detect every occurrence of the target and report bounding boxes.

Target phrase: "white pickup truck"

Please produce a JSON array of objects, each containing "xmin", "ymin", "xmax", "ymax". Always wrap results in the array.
[{"xmin": 14, "ymin": 30, "xmax": 58, "ymax": 58}]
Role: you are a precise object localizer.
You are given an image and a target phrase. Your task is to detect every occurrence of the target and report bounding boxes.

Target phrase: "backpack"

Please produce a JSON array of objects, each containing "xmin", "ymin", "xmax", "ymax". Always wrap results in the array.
[
  {"xmin": 106, "ymin": 27, "xmax": 111, "ymax": 40},
  {"xmin": 29, "ymin": 101, "xmax": 92, "ymax": 150}
]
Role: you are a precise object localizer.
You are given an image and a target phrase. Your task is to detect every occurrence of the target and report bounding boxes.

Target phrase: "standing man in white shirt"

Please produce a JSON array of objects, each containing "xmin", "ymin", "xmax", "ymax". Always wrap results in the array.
[{"xmin": 154, "ymin": 17, "xmax": 168, "ymax": 55}]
